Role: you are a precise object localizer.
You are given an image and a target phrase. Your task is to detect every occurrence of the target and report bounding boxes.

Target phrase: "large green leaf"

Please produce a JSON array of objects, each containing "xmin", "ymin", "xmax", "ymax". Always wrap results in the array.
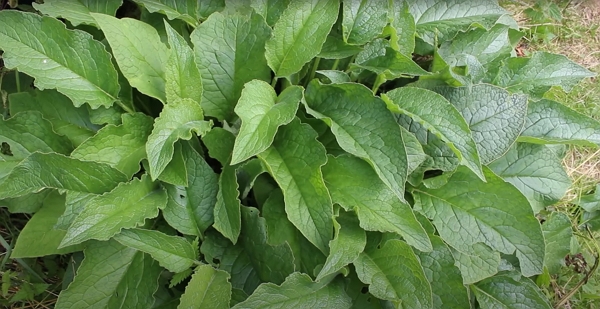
[
  {"xmin": 520, "ymin": 99, "xmax": 600, "ymax": 146},
  {"xmin": 11, "ymin": 192, "xmax": 85, "ymax": 258},
  {"xmin": 55, "ymin": 240, "xmax": 162, "ymax": 309},
  {"xmin": 232, "ymin": 273, "xmax": 351, "ymax": 309},
  {"xmin": 214, "ymin": 164, "xmax": 242, "ymax": 244},
  {"xmin": 249, "ymin": 0, "xmax": 290, "ymax": 26},
  {"xmin": 322, "ymin": 155, "xmax": 431, "ymax": 252},
  {"xmin": 133, "ymin": 0, "xmax": 199, "ymax": 26},
  {"xmin": 178, "ymin": 265, "xmax": 232, "ymax": 309},
  {"xmin": 353, "ymin": 46, "xmax": 430, "ymax": 78},
  {"xmin": 0, "ymin": 190, "xmax": 50, "ymax": 214},
  {"xmin": 438, "ymin": 24, "xmax": 513, "ymax": 66},
  {"xmin": 93, "ymin": 13, "xmax": 169, "ymax": 103},
  {"xmin": 305, "ymin": 81, "xmax": 409, "ymax": 201},
  {"xmin": 489, "ymin": 143, "xmax": 571, "ymax": 213},
  {"xmin": 71, "ymin": 113, "xmax": 154, "ymax": 178},
  {"xmin": 433, "ymin": 84, "xmax": 527, "ymax": 164},
  {"xmin": 258, "ymin": 118, "xmax": 333, "ymax": 254},
  {"xmin": 383, "ymin": 87, "xmax": 484, "ymax": 180},
  {"xmin": 60, "ymin": 175, "xmax": 167, "ymax": 247},
  {"xmin": 231, "ymin": 80, "xmax": 302, "ymax": 165},
  {"xmin": 451, "ymin": 242, "xmax": 501, "ymax": 284},
  {"xmin": 413, "ymin": 166, "xmax": 545, "ymax": 277},
  {"xmin": 400, "ymin": 125, "xmax": 427, "ymax": 174},
  {"xmin": 33, "ymin": 0, "xmax": 122, "ymax": 27},
  {"xmin": 0, "ymin": 11, "xmax": 120, "ymax": 108},
  {"xmin": 342, "ymin": 0, "xmax": 388, "ymax": 45},
  {"xmin": 542, "ymin": 212, "xmax": 572, "ymax": 275},
  {"xmin": 164, "ymin": 21, "xmax": 203, "ymax": 105},
  {"xmin": 387, "ymin": 0, "xmax": 416, "ymax": 55},
  {"xmin": 0, "ymin": 153, "xmax": 127, "ymax": 199},
  {"xmin": 354, "ymin": 239, "xmax": 432, "ymax": 308},
  {"xmin": 472, "ymin": 272, "xmax": 552, "ymax": 309},
  {"xmin": 265, "ymin": 0, "xmax": 340, "ymax": 77},
  {"xmin": 191, "ymin": 11, "xmax": 271, "ymax": 121},
  {"xmin": 146, "ymin": 98, "xmax": 212, "ymax": 180}
]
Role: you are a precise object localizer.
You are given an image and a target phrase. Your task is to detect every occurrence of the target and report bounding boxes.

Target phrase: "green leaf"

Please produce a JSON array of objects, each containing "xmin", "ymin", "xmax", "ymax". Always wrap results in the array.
[
  {"xmin": 318, "ymin": 34, "xmax": 363, "ymax": 59},
  {"xmin": 232, "ymin": 80, "xmax": 302, "ymax": 165},
  {"xmin": 114, "ymin": 228, "xmax": 197, "ymax": 273},
  {"xmin": 265, "ymin": 0, "xmax": 340, "ymax": 77},
  {"xmin": 60, "ymin": 175, "xmax": 167, "ymax": 247},
  {"xmin": 191, "ymin": 11, "xmax": 271, "ymax": 121},
  {"xmin": 0, "ymin": 11, "xmax": 120, "ymax": 108},
  {"xmin": 55, "ymin": 191, "xmax": 97, "ymax": 230},
  {"xmin": 93, "ymin": 13, "xmax": 170, "ymax": 103},
  {"xmin": 0, "ymin": 190, "xmax": 50, "ymax": 214},
  {"xmin": 388, "ymin": 0, "xmax": 415, "ymax": 55},
  {"xmin": 316, "ymin": 211, "xmax": 366, "ymax": 281},
  {"xmin": 202, "ymin": 127, "xmax": 236, "ymax": 166},
  {"xmin": 178, "ymin": 265, "xmax": 232, "ymax": 309},
  {"xmin": 315, "ymin": 70, "xmax": 351, "ymax": 84},
  {"xmin": 197, "ymin": 0, "xmax": 225, "ymax": 19},
  {"xmin": 250, "ymin": 0, "xmax": 290, "ymax": 26},
  {"xmin": 438, "ymin": 24, "xmax": 513, "ymax": 66},
  {"xmin": 322, "ymin": 155, "xmax": 431, "ymax": 252},
  {"xmin": 575, "ymin": 184, "xmax": 600, "ymax": 212},
  {"xmin": 164, "ymin": 21, "xmax": 202, "ymax": 105},
  {"xmin": 451, "ymin": 242, "xmax": 501, "ymax": 284},
  {"xmin": 11, "ymin": 192, "xmax": 85, "ymax": 258},
  {"xmin": 157, "ymin": 142, "xmax": 189, "ymax": 186},
  {"xmin": 432, "ymin": 84, "xmax": 527, "ymax": 164},
  {"xmin": 493, "ymin": 52, "xmax": 596, "ymax": 97},
  {"xmin": 413, "ymin": 166, "xmax": 545, "ymax": 277},
  {"xmin": 542, "ymin": 212, "xmax": 572, "ymax": 275},
  {"xmin": 146, "ymin": 98, "xmax": 212, "ymax": 180},
  {"xmin": 71, "ymin": 113, "xmax": 154, "ymax": 178},
  {"xmin": 472, "ymin": 272, "xmax": 552, "ymax": 309},
  {"xmin": 383, "ymin": 87, "xmax": 484, "ymax": 180},
  {"xmin": 305, "ymin": 81, "xmax": 410, "ymax": 201},
  {"xmin": 33, "ymin": 0, "xmax": 122, "ymax": 27},
  {"xmin": 258, "ymin": 118, "xmax": 333, "ymax": 254},
  {"xmin": 55, "ymin": 240, "xmax": 162, "ymax": 309},
  {"xmin": 163, "ymin": 143, "xmax": 218, "ymax": 236},
  {"xmin": 214, "ymin": 164, "xmax": 242, "ymax": 244},
  {"xmin": 354, "ymin": 239, "xmax": 432, "ymax": 308},
  {"xmin": 342, "ymin": 0, "xmax": 388, "ymax": 45},
  {"xmin": 400, "ymin": 125, "xmax": 427, "ymax": 175},
  {"xmin": 133, "ymin": 0, "xmax": 199, "ymax": 26},
  {"xmin": 0, "ymin": 153, "xmax": 127, "ymax": 199},
  {"xmin": 232, "ymin": 273, "xmax": 351, "ymax": 309},
  {"xmin": 354, "ymin": 47, "xmax": 430, "ymax": 78},
  {"xmin": 489, "ymin": 143, "xmax": 571, "ymax": 213},
  {"xmin": 520, "ymin": 99, "xmax": 600, "ymax": 146}
]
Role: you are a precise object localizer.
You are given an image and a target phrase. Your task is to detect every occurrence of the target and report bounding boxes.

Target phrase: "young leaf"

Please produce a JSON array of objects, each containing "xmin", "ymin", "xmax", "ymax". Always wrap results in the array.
[
  {"xmin": 249, "ymin": 0, "xmax": 290, "ymax": 26},
  {"xmin": 33, "ymin": 0, "xmax": 122, "ymax": 27},
  {"xmin": 60, "ymin": 175, "xmax": 167, "ymax": 247},
  {"xmin": 133, "ymin": 0, "xmax": 199, "ymax": 26},
  {"xmin": 146, "ymin": 98, "xmax": 212, "ymax": 180},
  {"xmin": 342, "ymin": 0, "xmax": 388, "ymax": 45},
  {"xmin": 231, "ymin": 80, "xmax": 302, "ymax": 165},
  {"xmin": 305, "ymin": 81, "xmax": 410, "ymax": 202},
  {"xmin": 0, "ymin": 11, "xmax": 120, "ymax": 108},
  {"xmin": 71, "ymin": 113, "xmax": 154, "ymax": 178},
  {"xmin": 265, "ymin": 0, "xmax": 340, "ymax": 77},
  {"xmin": 413, "ymin": 166, "xmax": 545, "ymax": 277},
  {"xmin": 92, "ymin": 13, "xmax": 169, "ymax": 103},
  {"xmin": 383, "ymin": 87, "xmax": 484, "ymax": 180},
  {"xmin": 178, "ymin": 265, "xmax": 232, "ymax": 309},
  {"xmin": 520, "ymin": 99, "xmax": 600, "ymax": 146},
  {"xmin": 542, "ymin": 212, "xmax": 572, "ymax": 275},
  {"xmin": 322, "ymin": 155, "xmax": 432, "ymax": 252},
  {"xmin": 354, "ymin": 47, "xmax": 430, "ymax": 78},
  {"xmin": 164, "ymin": 21, "xmax": 203, "ymax": 105},
  {"xmin": 156, "ymin": 142, "xmax": 189, "ymax": 186},
  {"xmin": 55, "ymin": 240, "xmax": 162, "ymax": 309},
  {"xmin": 214, "ymin": 165, "xmax": 242, "ymax": 244},
  {"xmin": 232, "ymin": 273, "xmax": 351, "ymax": 309},
  {"xmin": 472, "ymin": 272, "xmax": 552, "ymax": 309},
  {"xmin": 489, "ymin": 143, "xmax": 571, "ymax": 213},
  {"xmin": 191, "ymin": 11, "xmax": 271, "ymax": 121},
  {"xmin": 401, "ymin": 126, "xmax": 427, "ymax": 174},
  {"xmin": 354, "ymin": 239, "xmax": 433, "ymax": 308},
  {"xmin": 258, "ymin": 118, "xmax": 333, "ymax": 254},
  {"xmin": 113, "ymin": 228, "xmax": 198, "ymax": 273}
]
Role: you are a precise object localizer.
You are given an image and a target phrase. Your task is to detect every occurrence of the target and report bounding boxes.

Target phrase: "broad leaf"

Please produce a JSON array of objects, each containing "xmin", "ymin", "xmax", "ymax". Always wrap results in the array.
[
  {"xmin": 178, "ymin": 265, "xmax": 232, "ymax": 309},
  {"xmin": 232, "ymin": 273, "xmax": 351, "ymax": 309},
  {"xmin": 354, "ymin": 47, "xmax": 430, "ymax": 78},
  {"xmin": 197, "ymin": 0, "xmax": 225, "ymax": 19},
  {"xmin": 265, "ymin": 0, "xmax": 340, "ymax": 77},
  {"xmin": 133, "ymin": 0, "xmax": 199, "ymax": 26},
  {"xmin": 318, "ymin": 34, "xmax": 363, "ymax": 59},
  {"xmin": 55, "ymin": 191, "xmax": 98, "ymax": 230},
  {"xmin": 249, "ymin": 0, "xmax": 291, "ymax": 26},
  {"xmin": 214, "ymin": 165, "xmax": 242, "ymax": 244},
  {"xmin": 55, "ymin": 240, "xmax": 162, "ymax": 309},
  {"xmin": 451, "ymin": 242, "xmax": 501, "ymax": 284},
  {"xmin": 472, "ymin": 272, "xmax": 552, "ymax": 309},
  {"xmin": 191, "ymin": 11, "xmax": 271, "ymax": 121},
  {"xmin": 0, "ymin": 11, "xmax": 120, "ymax": 108},
  {"xmin": 400, "ymin": 126, "xmax": 427, "ymax": 174},
  {"xmin": 60, "ymin": 175, "xmax": 167, "ymax": 247},
  {"xmin": 575, "ymin": 184, "xmax": 600, "ymax": 212},
  {"xmin": 164, "ymin": 21, "xmax": 202, "ymax": 105},
  {"xmin": 520, "ymin": 99, "xmax": 600, "ymax": 146},
  {"xmin": 305, "ymin": 81, "xmax": 409, "ymax": 202},
  {"xmin": 438, "ymin": 24, "xmax": 513, "ymax": 66},
  {"xmin": 93, "ymin": 13, "xmax": 170, "ymax": 103},
  {"xmin": 202, "ymin": 127, "xmax": 236, "ymax": 166},
  {"xmin": 489, "ymin": 143, "xmax": 571, "ymax": 213},
  {"xmin": 354, "ymin": 239, "xmax": 432, "ymax": 308},
  {"xmin": 232, "ymin": 80, "xmax": 302, "ymax": 165},
  {"xmin": 322, "ymin": 155, "xmax": 431, "ymax": 252},
  {"xmin": 33, "ymin": 0, "xmax": 122, "ymax": 27},
  {"xmin": 342, "ymin": 0, "xmax": 388, "ymax": 45},
  {"xmin": 0, "ymin": 190, "xmax": 50, "ymax": 214},
  {"xmin": 542, "ymin": 212, "xmax": 572, "ymax": 275},
  {"xmin": 114, "ymin": 228, "xmax": 198, "ymax": 273},
  {"xmin": 71, "ymin": 113, "xmax": 154, "ymax": 178},
  {"xmin": 413, "ymin": 166, "xmax": 545, "ymax": 277},
  {"xmin": 258, "ymin": 118, "xmax": 333, "ymax": 254},
  {"xmin": 383, "ymin": 87, "xmax": 484, "ymax": 180},
  {"xmin": 315, "ymin": 70, "xmax": 351, "ymax": 84},
  {"xmin": 388, "ymin": 0, "xmax": 416, "ymax": 55},
  {"xmin": 146, "ymin": 98, "xmax": 212, "ymax": 180}
]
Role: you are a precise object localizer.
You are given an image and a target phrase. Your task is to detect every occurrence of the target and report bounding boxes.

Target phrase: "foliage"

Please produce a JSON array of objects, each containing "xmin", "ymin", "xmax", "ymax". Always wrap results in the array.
[{"xmin": 0, "ymin": 0, "xmax": 598, "ymax": 308}]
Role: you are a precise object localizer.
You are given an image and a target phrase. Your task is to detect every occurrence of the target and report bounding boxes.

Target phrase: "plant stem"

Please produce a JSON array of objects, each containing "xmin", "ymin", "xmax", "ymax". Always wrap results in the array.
[
  {"xmin": 115, "ymin": 99, "xmax": 135, "ymax": 114},
  {"xmin": 371, "ymin": 74, "xmax": 386, "ymax": 94},
  {"xmin": 331, "ymin": 58, "xmax": 340, "ymax": 71},
  {"xmin": 271, "ymin": 77, "xmax": 278, "ymax": 89},
  {"xmin": 15, "ymin": 70, "xmax": 20, "ymax": 93},
  {"xmin": 306, "ymin": 57, "xmax": 321, "ymax": 86}
]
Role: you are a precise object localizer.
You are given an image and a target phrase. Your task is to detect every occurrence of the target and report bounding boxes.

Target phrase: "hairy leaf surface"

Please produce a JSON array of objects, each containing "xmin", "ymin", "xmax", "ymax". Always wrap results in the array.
[
  {"xmin": 33, "ymin": 0, "xmax": 122, "ymax": 27},
  {"xmin": 178, "ymin": 265, "xmax": 232, "ymax": 309}
]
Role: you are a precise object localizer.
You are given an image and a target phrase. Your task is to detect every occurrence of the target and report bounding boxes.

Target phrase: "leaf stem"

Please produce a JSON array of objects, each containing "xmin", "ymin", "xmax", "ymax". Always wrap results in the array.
[
  {"xmin": 271, "ymin": 77, "xmax": 278, "ymax": 89},
  {"xmin": 371, "ymin": 74, "xmax": 386, "ymax": 94},
  {"xmin": 331, "ymin": 58, "xmax": 340, "ymax": 71},
  {"xmin": 15, "ymin": 70, "xmax": 20, "ymax": 93},
  {"xmin": 115, "ymin": 99, "xmax": 135, "ymax": 114},
  {"xmin": 306, "ymin": 57, "xmax": 321, "ymax": 86}
]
